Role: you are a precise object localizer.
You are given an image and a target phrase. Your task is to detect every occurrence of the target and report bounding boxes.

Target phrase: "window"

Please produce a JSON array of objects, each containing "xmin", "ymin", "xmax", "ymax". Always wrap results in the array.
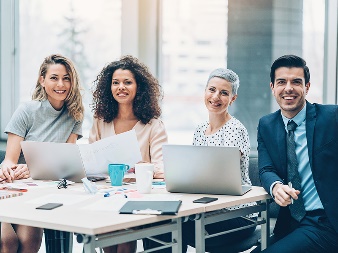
[
  {"xmin": 0, "ymin": 0, "xmax": 328, "ymax": 148},
  {"xmin": 160, "ymin": 0, "xmax": 325, "ymax": 149},
  {"xmin": 19, "ymin": 0, "xmax": 122, "ymax": 139},
  {"xmin": 161, "ymin": 0, "xmax": 227, "ymax": 144}
]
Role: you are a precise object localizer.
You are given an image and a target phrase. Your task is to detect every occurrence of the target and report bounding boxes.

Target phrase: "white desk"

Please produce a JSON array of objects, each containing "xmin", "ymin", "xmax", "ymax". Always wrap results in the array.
[
  {"xmin": 0, "ymin": 183, "xmax": 270, "ymax": 252},
  {"xmin": 183, "ymin": 186, "xmax": 271, "ymax": 253}
]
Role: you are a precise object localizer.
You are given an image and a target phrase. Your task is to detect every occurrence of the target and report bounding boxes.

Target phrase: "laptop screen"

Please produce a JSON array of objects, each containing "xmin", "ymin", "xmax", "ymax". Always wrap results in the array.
[
  {"xmin": 163, "ymin": 144, "xmax": 249, "ymax": 195},
  {"xmin": 21, "ymin": 141, "xmax": 86, "ymax": 182}
]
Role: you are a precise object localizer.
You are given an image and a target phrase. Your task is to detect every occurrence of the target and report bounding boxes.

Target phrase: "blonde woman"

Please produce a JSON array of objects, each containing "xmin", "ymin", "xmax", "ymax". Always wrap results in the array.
[{"xmin": 0, "ymin": 54, "xmax": 84, "ymax": 253}]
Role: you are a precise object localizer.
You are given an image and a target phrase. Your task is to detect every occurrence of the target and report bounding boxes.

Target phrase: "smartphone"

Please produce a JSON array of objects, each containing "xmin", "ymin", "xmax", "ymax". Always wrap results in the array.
[
  {"xmin": 193, "ymin": 197, "xmax": 218, "ymax": 204},
  {"xmin": 36, "ymin": 203, "xmax": 63, "ymax": 210},
  {"xmin": 87, "ymin": 176, "xmax": 106, "ymax": 182}
]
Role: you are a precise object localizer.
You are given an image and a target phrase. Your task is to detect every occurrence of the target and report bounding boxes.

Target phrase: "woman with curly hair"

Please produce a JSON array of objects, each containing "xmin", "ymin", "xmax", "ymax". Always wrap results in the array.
[
  {"xmin": 0, "ymin": 54, "xmax": 84, "ymax": 253},
  {"xmin": 89, "ymin": 55, "xmax": 168, "ymax": 253}
]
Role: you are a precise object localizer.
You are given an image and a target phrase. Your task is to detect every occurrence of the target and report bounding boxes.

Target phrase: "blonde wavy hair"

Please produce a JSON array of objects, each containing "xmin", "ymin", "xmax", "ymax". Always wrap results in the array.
[{"xmin": 32, "ymin": 54, "xmax": 84, "ymax": 121}]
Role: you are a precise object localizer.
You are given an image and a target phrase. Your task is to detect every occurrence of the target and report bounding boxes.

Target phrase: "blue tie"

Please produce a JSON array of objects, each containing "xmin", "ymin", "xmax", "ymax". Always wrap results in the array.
[{"xmin": 287, "ymin": 120, "xmax": 306, "ymax": 222}]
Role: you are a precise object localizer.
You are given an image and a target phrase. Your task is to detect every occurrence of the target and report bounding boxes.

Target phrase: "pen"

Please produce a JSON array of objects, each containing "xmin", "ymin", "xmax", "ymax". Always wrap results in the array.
[
  {"xmin": 103, "ymin": 189, "xmax": 118, "ymax": 197},
  {"xmin": 0, "ymin": 186, "xmax": 27, "ymax": 192},
  {"xmin": 132, "ymin": 209, "xmax": 161, "ymax": 215},
  {"xmin": 115, "ymin": 192, "xmax": 128, "ymax": 198},
  {"xmin": 288, "ymin": 182, "xmax": 293, "ymax": 204},
  {"xmin": 104, "ymin": 192, "xmax": 128, "ymax": 198},
  {"xmin": 152, "ymin": 181, "xmax": 166, "ymax": 185},
  {"xmin": 104, "ymin": 192, "xmax": 111, "ymax": 197}
]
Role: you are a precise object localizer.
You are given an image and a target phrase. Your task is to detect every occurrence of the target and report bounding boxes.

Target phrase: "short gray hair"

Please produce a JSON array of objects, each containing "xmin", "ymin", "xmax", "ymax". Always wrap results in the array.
[{"xmin": 207, "ymin": 68, "xmax": 240, "ymax": 95}]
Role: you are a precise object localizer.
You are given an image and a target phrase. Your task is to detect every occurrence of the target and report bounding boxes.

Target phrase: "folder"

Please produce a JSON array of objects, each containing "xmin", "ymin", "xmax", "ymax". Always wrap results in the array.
[{"xmin": 119, "ymin": 200, "xmax": 182, "ymax": 215}]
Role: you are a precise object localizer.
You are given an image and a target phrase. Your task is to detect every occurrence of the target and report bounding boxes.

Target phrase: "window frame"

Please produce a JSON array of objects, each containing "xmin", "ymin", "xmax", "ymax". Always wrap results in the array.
[{"xmin": 0, "ymin": 0, "xmax": 19, "ymax": 140}]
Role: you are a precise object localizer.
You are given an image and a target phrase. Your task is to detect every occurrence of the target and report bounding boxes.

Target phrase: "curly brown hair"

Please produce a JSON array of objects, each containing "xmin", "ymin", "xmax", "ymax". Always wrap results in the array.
[{"xmin": 91, "ymin": 55, "xmax": 162, "ymax": 124}]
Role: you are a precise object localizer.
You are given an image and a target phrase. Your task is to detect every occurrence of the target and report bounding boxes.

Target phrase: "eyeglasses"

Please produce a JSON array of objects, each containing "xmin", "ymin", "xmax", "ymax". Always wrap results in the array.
[{"xmin": 57, "ymin": 179, "xmax": 68, "ymax": 189}]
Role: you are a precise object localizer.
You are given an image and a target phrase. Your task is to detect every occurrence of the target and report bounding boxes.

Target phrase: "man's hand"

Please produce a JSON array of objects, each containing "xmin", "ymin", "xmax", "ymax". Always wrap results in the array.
[{"xmin": 272, "ymin": 183, "xmax": 300, "ymax": 206}]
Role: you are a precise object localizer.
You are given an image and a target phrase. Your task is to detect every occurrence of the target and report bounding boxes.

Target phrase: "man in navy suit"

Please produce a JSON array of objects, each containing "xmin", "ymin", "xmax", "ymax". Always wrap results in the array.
[{"xmin": 257, "ymin": 55, "xmax": 338, "ymax": 252}]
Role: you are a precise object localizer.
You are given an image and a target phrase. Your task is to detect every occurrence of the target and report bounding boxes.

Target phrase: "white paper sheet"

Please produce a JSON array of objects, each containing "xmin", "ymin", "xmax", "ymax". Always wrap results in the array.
[
  {"xmin": 78, "ymin": 130, "xmax": 142, "ymax": 175},
  {"xmin": 6, "ymin": 181, "xmax": 59, "ymax": 189},
  {"xmin": 82, "ymin": 197, "xmax": 128, "ymax": 211}
]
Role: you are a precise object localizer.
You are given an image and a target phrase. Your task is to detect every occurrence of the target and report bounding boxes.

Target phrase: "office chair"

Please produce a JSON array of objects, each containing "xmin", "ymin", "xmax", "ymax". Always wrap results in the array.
[
  {"xmin": 204, "ymin": 157, "xmax": 278, "ymax": 253},
  {"xmin": 0, "ymin": 150, "xmax": 26, "ymax": 164},
  {"xmin": 0, "ymin": 150, "xmax": 73, "ymax": 253},
  {"xmin": 0, "ymin": 150, "xmax": 6, "ymax": 163}
]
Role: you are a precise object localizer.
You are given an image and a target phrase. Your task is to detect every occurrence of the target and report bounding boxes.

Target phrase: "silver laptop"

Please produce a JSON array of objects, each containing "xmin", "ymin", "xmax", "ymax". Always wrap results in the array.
[
  {"xmin": 21, "ymin": 141, "xmax": 86, "ymax": 183},
  {"xmin": 163, "ymin": 144, "xmax": 252, "ymax": 196}
]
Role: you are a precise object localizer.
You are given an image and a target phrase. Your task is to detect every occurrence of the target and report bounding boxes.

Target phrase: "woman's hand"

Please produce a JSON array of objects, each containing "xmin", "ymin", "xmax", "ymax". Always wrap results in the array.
[
  {"xmin": 0, "ymin": 161, "xmax": 16, "ymax": 183},
  {"xmin": 1, "ymin": 133, "xmax": 25, "ymax": 182},
  {"xmin": 13, "ymin": 164, "xmax": 30, "ymax": 180},
  {"xmin": 131, "ymin": 161, "xmax": 150, "ymax": 174},
  {"xmin": 127, "ymin": 167, "xmax": 135, "ymax": 173}
]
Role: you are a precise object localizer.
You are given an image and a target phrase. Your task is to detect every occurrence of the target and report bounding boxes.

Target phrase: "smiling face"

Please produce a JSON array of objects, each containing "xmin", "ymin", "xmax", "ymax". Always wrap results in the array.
[
  {"xmin": 271, "ymin": 67, "xmax": 310, "ymax": 118},
  {"xmin": 39, "ymin": 64, "xmax": 71, "ymax": 110},
  {"xmin": 204, "ymin": 77, "xmax": 237, "ymax": 115},
  {"xmin": 111, "ymin": 69, "xmax": 137, "ymax": 106}
]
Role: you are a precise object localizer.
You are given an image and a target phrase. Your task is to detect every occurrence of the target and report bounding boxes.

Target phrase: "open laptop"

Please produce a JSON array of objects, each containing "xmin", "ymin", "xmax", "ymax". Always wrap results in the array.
[
  {"xmin": 21, "ymin": 141, "xmax": 86, "ymax": 183},
  {"xmin": 163, "ymin": 144, "xmax": 252, "ymax": 196}
]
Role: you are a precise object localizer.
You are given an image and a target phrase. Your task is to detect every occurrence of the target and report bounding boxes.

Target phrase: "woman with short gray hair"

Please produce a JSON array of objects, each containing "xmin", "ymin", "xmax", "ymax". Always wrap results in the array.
[{"xmin": 183, "ymin": 68, "xmax": 257, "ymax": 252}]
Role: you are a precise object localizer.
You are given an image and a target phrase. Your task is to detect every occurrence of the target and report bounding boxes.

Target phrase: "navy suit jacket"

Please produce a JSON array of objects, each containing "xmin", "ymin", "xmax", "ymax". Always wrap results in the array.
[{"xmin": 257, "ymin": 101, "xmax": 338, "ymax": 235}]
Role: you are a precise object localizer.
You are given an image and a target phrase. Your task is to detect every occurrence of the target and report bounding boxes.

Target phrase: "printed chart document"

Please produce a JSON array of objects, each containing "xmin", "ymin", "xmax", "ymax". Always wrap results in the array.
[{"xmin": 79, "ymin": 130, "xmax": 142, "ymax": 175}]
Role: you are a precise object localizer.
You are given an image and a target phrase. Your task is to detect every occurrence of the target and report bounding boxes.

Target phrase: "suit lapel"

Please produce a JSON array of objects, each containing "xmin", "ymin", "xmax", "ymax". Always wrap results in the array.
[{"xmin": 306, "ymin": 102, "xmax": 316, "ymax": 168}]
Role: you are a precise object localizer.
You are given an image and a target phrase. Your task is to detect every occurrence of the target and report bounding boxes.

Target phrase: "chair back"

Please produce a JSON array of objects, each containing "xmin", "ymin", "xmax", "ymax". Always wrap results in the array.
[
  {"xmin": 0, "ymin": 149, "xmax": 26, "ymax": 164},
  {"xmin": 249, "ymin": 156, "xmax": 279, "ymax": 218},
  {"xmin": 0, "ymin": 150, "xmax": 5, "ymax": 163}
]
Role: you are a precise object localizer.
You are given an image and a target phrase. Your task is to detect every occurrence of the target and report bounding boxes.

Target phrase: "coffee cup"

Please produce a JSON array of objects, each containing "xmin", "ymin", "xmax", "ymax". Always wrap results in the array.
[
  {"xmin": 135, "ymin": 163, "xmax": 154, "ymax": 194},
  {"xmin": 108, "ymin": 164, "xmax": 130, "ymax": 186}
]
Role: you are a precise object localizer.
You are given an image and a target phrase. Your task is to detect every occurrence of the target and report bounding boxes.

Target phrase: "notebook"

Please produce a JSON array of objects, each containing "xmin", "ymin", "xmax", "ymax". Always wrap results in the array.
[
  {"xmin": 21, "ymin": 141, "xmax": 86, "ymax": 183},
  {"xmin": 163, "ymin": 144, "xmax": 252, "ymax": 196},
  {"xmin": 119, "ymin": 200, "xmax": 182, "ymax": 215}
]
